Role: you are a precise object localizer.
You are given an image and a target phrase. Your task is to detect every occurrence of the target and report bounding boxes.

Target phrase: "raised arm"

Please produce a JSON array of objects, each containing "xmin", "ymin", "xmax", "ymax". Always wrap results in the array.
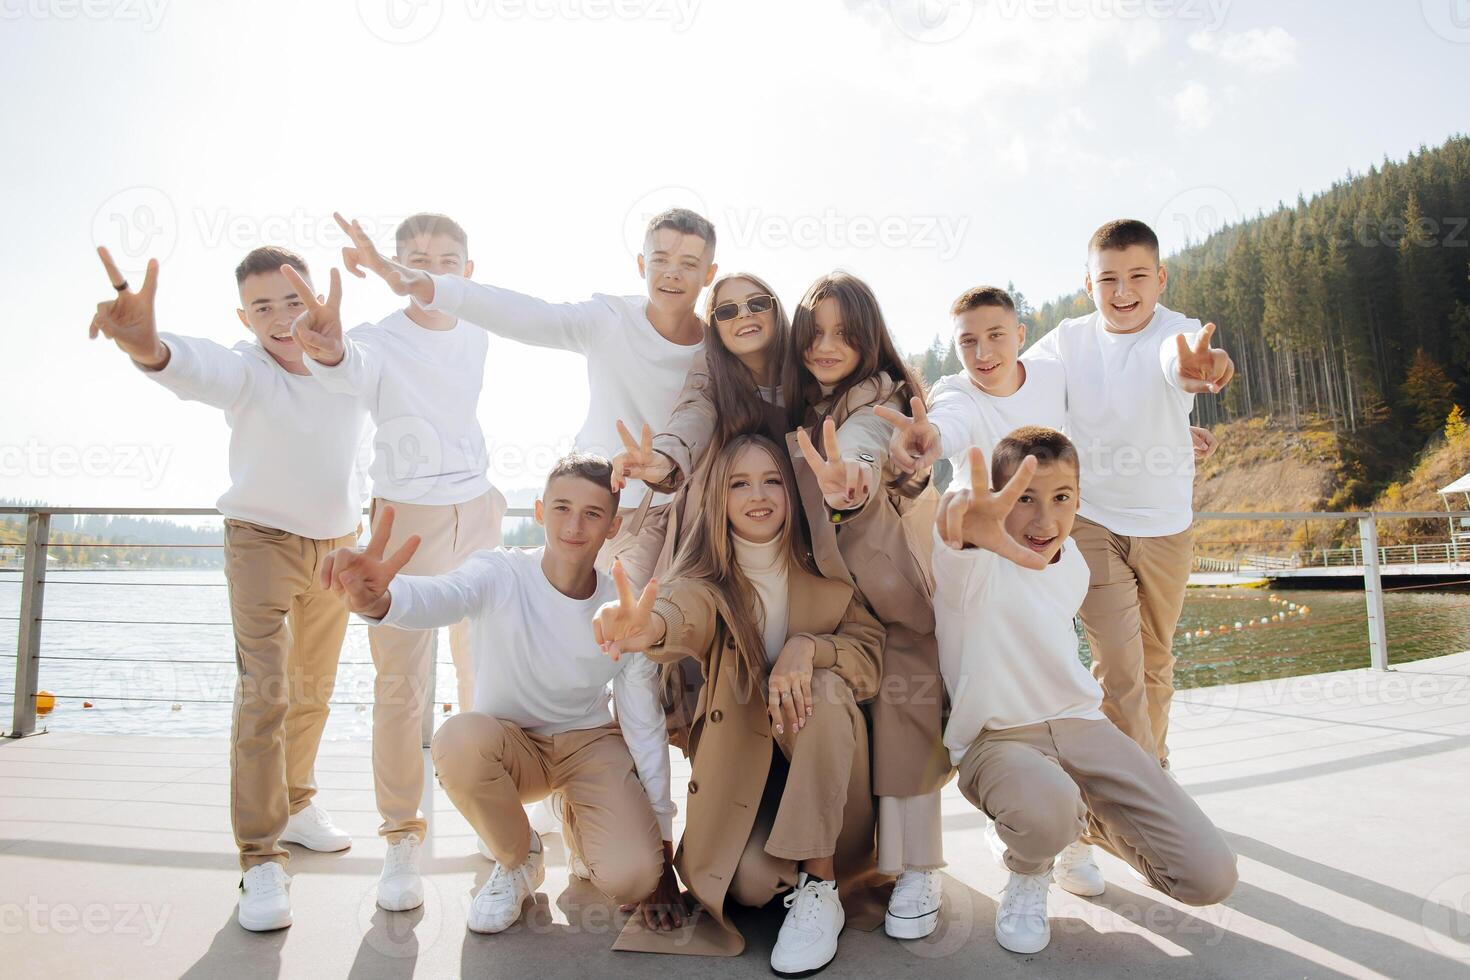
[
  {"xmin": 875, "ymin": 395, "xmax": 949, "ymax": 476},
  {"xmin": 320, "ymin": 505, "xmax": 423, "ymax": 620},
  {"xmin": 1166, "ymin": 321, "xmax": 1235, "ymax": 395},
  {"xmin": 934, "ymin": 446, "xmax": 1047, "ymax": 570},
  {"xmin": 647, "ymin": 351, "xmax": 716, "ymax": 490}
]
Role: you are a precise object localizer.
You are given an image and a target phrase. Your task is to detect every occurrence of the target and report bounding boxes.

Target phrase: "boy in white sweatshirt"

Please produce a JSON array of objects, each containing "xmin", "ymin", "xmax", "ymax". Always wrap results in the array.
[
  {"xmin": 321, "ymin": 454, "xmax": 683, "ymax": 938},
  {"xmin": 931, "ymin": 431, "xmax": 1236, "ymax": 956},
  {"xmin": 331, "ymin": 208, "xmax": 716, "ymax": 588},
  {"xmin": 293, "ymin": 212, "xmax": 506, "ymax": 912},
  {"xmin": 88, "ymin": 245, "xmax": 369, "ymax": 933}
]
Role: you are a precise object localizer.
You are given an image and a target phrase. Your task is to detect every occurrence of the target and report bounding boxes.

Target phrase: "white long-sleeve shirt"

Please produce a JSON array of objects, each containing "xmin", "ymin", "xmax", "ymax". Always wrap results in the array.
[
  {"xmin": 303, "ymin": 309, "xmax": 493, "ymax": 506},
  {"xmin": 1024, "ymin": 305, "xmax": 1202, "ymax": 536},
  {"xmin": 367, "ymin": 546, "xmax": 675, "ymax": 838},
  {"xmin": 425, "ymin": 275, "xmax": 704, "ymax": 508},
  {"xmin": 928, "ymin": 358, "xmax": 1067, "ymax": 493},
  {"xmin": 931, "ymin": 528, "xmax": 1105, "ymax": 764},
  {"xmin": 141, "ymin": 333, "xmax": 368, "ymax": 540}
]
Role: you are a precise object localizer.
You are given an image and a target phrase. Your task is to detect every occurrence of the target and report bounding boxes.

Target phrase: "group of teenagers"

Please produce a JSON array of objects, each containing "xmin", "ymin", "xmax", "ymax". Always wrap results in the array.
[{"xmin": 89, "ymin": 204, "xmax": 1241, "ymax": 975}]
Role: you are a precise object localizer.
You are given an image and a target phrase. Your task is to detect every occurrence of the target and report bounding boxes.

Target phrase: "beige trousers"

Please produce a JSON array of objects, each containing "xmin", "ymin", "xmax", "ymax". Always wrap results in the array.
[
  {"xmin": 957, "ymin": 717, "xmax": 1237, "ymax": 906},
  {"xmin": 1071, "ymin": 515, "xmax": 1194, "ymax": 763},
  {"xmin": 223, "ymin": 519, "xmax": 356, "ymax": 870},
  {"xmin": 431, "ymin": 713, "xmax": 664, "ymax": 906},
  {"xmin": 367, "ymin": 489, "xmax": 505, "ymax": 841}
]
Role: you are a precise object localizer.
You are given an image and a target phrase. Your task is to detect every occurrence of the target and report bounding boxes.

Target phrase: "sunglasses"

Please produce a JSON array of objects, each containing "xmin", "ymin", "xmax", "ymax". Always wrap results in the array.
[{"xmin": 712, "ymin": 294, "xmax": 775, "ymax": 322}]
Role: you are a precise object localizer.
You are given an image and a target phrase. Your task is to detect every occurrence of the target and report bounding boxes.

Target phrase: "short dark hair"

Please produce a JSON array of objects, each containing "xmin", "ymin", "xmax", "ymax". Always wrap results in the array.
[
  {"xmin": 396, "ymin": 213, "xmax": 467, "ymax": 253},
  {"xmin": 991, "ymin": 426, "xmax": 1080, "ymax": 488},
  {"xmin": 644, "ymin": 207, "xmax": 716, "ymax": 253},
  {"xmin": 950, "ymin": 285, "xmax": 1017, "ymax": 318},
  {"xmin": 1088, "ymin": 218, "xmax": 1160, "ymax": 261},
  {"xmin": 235, "ymin": 246, "xmax": 308, "ymax": 285},
  {"xmin": 545, "ymin": 452, "xmax": 620, "ymax": 509}
]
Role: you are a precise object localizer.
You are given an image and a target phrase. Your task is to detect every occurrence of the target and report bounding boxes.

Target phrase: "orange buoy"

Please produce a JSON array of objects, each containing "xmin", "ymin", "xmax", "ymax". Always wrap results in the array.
[
  {"xmin": 442, "ymin": 703, "xmax": 452, "ymax": 713},
  {"xmin": 35, "ymin": 691, "xmax": 55, "ymax": 715},
  {"xmin": 83, "ymin": 701, "xmax": 94, "ymax": 709}
]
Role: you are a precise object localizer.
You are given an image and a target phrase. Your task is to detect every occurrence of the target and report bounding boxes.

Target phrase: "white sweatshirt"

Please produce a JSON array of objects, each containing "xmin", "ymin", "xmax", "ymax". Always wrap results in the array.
[
  {"xmin": 367, "ymin": 546, "xmax": 675, "ymax": 838},
  {"xmin": 733, "ymin": 533, "xmax": 790, "ymax": 664},
  {"xmin": 141, "ymin": 333, "xmax": 368, "ymax": 540},
  {"xmin": 425, "ymin": 275, "xmax": 704, "ymax": 508},
  {"xmin": 931, "ymin": 527, "xmax": 1105, "ymax": 764},
  {"xmin": 928, "ymin": 358, "xmax": 1067, "ymax": 493},
  {"xmin": 304, "ymin": 309, "xmax": 492, "ymax": 506},
  {"xmin": 1024, "ymin": 305, "xmax": 1202, "ymax": 536}
]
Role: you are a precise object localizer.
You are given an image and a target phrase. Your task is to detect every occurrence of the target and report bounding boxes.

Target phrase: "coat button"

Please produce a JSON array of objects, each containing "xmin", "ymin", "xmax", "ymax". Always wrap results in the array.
[
  {"xmin": 687, "ymin": 781, "xmax": 698, "ymax": 794},
  {"xmin": 710, "ymin": 709, "xmax": 723, "ymax": 723}
]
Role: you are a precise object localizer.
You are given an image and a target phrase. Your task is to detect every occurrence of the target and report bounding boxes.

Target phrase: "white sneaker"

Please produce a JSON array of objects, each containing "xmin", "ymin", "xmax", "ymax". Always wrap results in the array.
[
  {"xmin": 467, "ymin": 841, "xmax": 546, "ymax": 934},
  {"xmin": 1054, "ymin": 840, "xmax": 1105, "ymax": 897},
  {"xmin": 985, "ymin": 819, "xmax": 1008, "ymax": 868},
  {"xmin": 995, "ymin": 870, "xmax": 1051, "ymax": 955},
  {"xmin": 278, "ymin": 803, "xmax": 352, "ymax": 853},
  {"xmin": 377, "ymin": 834, "xmax": 424, "ymax": 912},
  {"xmin": 529, "ymin": 792, "xmax": 565, "ymax": 836},
  {"xmin": 238, "ymin": 862, "xmax": 292, "ymax": 932},
  {"xmin": 885, "ymin": 869, "xmax": 941, "ymax": 939},
  {"xmin": 771, "ymin": 873, "xmax": 844, "ymax": 977}
]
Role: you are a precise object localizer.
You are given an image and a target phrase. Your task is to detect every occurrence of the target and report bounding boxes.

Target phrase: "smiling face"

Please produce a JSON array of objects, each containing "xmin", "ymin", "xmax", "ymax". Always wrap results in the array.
[
  {"xmin": 1000, "ymin": 459, "xmax": 1079, "ymax": 564},
  {"xmin": 724, "ymin": 442, "xmax": 788, "ymax": 544},
  {"xmin": 954, "ymin": 303, "xmax": 1026, "ymax": 395},
  {"xmin": 536, "ymin": 474, "xmax": 620, "ymax": 566},
  {"xmin": 236, "ymin": 268, "xmax": 310, "ymax": 367},
  {"xmin": 1086, "ymin": 244, "xmax": 1168, "ymax": 333},
  {"xmin": 396, "ymin": 231, "xmax": 472, "ymax": 280},
  {"xmin": 638, "ymin": 227, "xmax": 716, "ymax": 319},
  {"xmin": 802, "ymin": 295, "xmax": 860, "ymax": 386},
  {"xmin": 712, "ymin": 277, "xmax": 777, "ymax": 364}
]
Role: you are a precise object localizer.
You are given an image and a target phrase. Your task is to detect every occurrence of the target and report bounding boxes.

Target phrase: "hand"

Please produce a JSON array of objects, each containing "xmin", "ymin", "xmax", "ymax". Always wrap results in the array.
[
  {"xmin": 591, "ymin": 561, "xmax": 663, "ymax": 660},
  {"xmin": 320, "ymin": 505, "xmax": 422, "ymax": 618},
  {"xmin": 90, "ymin": 247, "xmax": 168, "ymax": 368},
  {"xmin": 1175, "ymin": 323, "xmax": 1235, "ymax": 394},
  {"xmin": 333, "ymin": 212, "xmax": 434, "ymax": 305},
  {"xmin": 768, "ymin": 634, "xmax": 816, "ymax": 736},
  {"xmin": 935, "ymin": 447, "xmax": 1048, "ymax": 570},
  {"xmin": 874, "ymin": 397, "xmax": 942, "ymax": 475},
  {"xmin": 627, "ymin": 844, "xmax": 687, "ymax": 931},
  {"xmin": 1189, "ymin": 425, "xmax": 1219, "ymax": 461},
  {"xmin": 610, "ymin": 420, "xmax": 674, "ymax": 492},
  {"xmin": 282, "ymin": 264, "xmax": 345, "ymax": 366},
  {"xmin": 796, "ymin": 417, "xmax": 872, "ymax": 511}
]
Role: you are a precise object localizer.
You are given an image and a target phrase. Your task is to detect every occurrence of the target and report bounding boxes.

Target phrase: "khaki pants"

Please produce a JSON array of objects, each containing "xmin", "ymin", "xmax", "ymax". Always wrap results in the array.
[
  {"xmin": 431, "ymin": 713, "xmax": 664, "ymax": 906},
  {"xmin": 368, "ymin": 490, "xmax": 505, "ymax": 841},
  {"xmin": 728, "ymin": 669, "xmax": 864, "ymax": 908},
  {"xmin": 224, "ymin": 519, "xmax": 356, "ymax": 871},
  {"xmin": 1071, "ymin": 516, "xmax": 1194, "ymax": 763},
  {"xmin": 957, "ymin": 717, "xmax": 1237, "ymax": 906}
]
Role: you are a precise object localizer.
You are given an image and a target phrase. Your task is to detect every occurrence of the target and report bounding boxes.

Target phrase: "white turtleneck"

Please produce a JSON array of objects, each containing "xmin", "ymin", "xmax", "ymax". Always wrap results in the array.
[{"xmin": 733, "ymin": 532, "xmax": 790, "ymax": 664}]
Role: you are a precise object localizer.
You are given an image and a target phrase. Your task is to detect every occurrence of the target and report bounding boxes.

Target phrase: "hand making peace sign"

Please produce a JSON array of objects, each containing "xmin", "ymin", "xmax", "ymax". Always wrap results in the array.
[
  {"xmin": 934, "ymin": 446, "xmax": 1048, "ymax": 570},
  {"xmin": 334, "ymin": 212, "xmax": 436, "ymax": 305},
  {"xmin": 1174, "ymin": 322, "xmax": 1235, "ymax": 394},
  {"xmin": 874, "ymin": 396, "xmax": 942, "ymax": 475},
  {"xmin": 591, "ymin": 561, "xmax": 663, "ymax": 661},
  {"xmin": 609, "ymin": 420, "xmax": 674, "ymax": 492},
  {"xmin": 796, "ymin": 417, "xmax": 873, "ymax": 511},
  {"xmin": 89, "ymin": 247, "xmax": 169, "ymax": 369},
  {"xmin": 319, "ymin": 505, "xmax": 423, "ymax": 619},
  {"xmin": 281, "ymin": 264, "xmax": 346, "ymax": 366}
]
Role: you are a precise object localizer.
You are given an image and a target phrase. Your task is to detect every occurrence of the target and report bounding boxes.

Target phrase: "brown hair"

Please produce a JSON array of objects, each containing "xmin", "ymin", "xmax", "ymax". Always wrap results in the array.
[
  {"xmin": 702, "ymin": 272, "xmax": 791, "ymax": 452},
  {"xmin": 950, "ymin": 285, "xmax": 1016, "ymax": 317},
  {"xmin": 544, "ymin": 452, "xmax": 620, "ymax": 510},
  {"xmin": 991, "ymin": 426, "xmax": 1080, "ymax": 488},
  {"xmin": 665, "ymin": 434, "xmax": 815, "ymax": 693},
  {"xmin": 1088, "ymin": 219, "xmax": 1160, "ymax": 261},
  {"xmin": 396, "ymin": 213, "xmax": 467, "ymax": 253},
  {"xmin": 645, "ymin": 207, "xmax": 716, "ymax": 252},
  {"xmin": 234, "ymin": 246, "xmax": 308, "ymax": 285},
  {"xmin": 783, "ymin": 271, "xmax": 924, "ymax": 430}
]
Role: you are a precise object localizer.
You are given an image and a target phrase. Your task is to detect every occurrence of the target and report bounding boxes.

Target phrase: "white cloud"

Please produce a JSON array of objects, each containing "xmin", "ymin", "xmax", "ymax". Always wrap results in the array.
[
  {"xmin": 1173, "ymin": 81, "xmax": 1215, "ymax": 131},
  {"xmin": 1188, "ymin": 26, "xmax": 1299, "ymax": 73}
]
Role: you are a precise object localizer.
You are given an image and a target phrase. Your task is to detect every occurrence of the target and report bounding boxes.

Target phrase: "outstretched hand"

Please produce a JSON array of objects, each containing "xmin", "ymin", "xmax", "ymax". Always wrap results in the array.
[
  {"xmin": 609, "ymin": 420, "xmax": 674, "ymax": 492},
  {"xmin": 874, "ymin": 396, "xmax": 942, "ymax": 475},
  {"xmin": 283, "ymin": 265, "xmax": 346, "ymax": 366},
  {"xmin": 796, "ymin": 417, "xmax": 872, "ymax": 510},
  {"xmin": 334, "ymin": 212, "xmax": 435, "ymax": 305},
  {"xmin": 1175, "ymin": 323, "xmax": 1235, "ymax": 394},
  {"xmin": 320, "ymin": 505, "xmax": 422, "ymax": 618},
  {"xmin": 1189, "ymin": 425, "xmax": 1219, "ymax": 461},
  {"xmin": 90, "ymin": 247, "xmax": 168, "ymax": 368},
  {"xmin": 934, "ymin": 447, "xmax": 1047, "ymax": 570},
  {"xmin": 591, "ymin": 561, "xmax": 662, "ymax": 660}
]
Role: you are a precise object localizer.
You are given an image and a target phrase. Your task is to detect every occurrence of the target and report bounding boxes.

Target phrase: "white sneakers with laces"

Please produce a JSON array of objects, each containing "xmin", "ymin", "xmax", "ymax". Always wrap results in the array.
[
  {"xmin": 995, "ymin": 870, "xmax": 1052, "ymax": 954},
  {"xmin": 278, "ymin": 802, "xmax": 352, "ymax": 852},
  {"xmin": 238, "ymin": 862, "xmax": 292, "ymax": 932},
  {"xmin": 468, "ymin": 834, "xmax": 546, "ymax": 934},
  {"xmin": 377, "ymin": 833, "xmax": 425, "ymax": 912},
  {"xmin": 884, "ymin": 868, "xmax": 941, "ymax": 939},
  {"xmin": 1053, "ymin": 840, "xmax": 1106, "ymax": 896},
  {"xmin": 770, "ymin": 872, "xmax": 844, "ymax": 976}
]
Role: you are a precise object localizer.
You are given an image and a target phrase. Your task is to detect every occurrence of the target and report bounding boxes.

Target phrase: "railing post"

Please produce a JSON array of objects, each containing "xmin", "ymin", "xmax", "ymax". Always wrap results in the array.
[
  {"xmin": 1359, "ymin": 514, "xmax": 1390, "ymax": 672},
  {"xmin": 8, "ymin": 512, "xmax": 50, "ymax": 738}
]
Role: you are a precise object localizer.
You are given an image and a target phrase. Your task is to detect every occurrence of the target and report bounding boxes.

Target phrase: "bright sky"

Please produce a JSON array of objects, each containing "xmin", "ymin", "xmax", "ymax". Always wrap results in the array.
[{"xmin": 4, "ymin": 0, "xmax": 1468, "ymax": 508}]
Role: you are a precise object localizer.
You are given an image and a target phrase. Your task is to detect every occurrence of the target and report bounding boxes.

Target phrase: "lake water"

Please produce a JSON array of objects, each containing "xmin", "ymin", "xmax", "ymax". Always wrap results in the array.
[{"xmin": 3, "ymin": 569, "xmax": 1468, "ymax": 739}]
